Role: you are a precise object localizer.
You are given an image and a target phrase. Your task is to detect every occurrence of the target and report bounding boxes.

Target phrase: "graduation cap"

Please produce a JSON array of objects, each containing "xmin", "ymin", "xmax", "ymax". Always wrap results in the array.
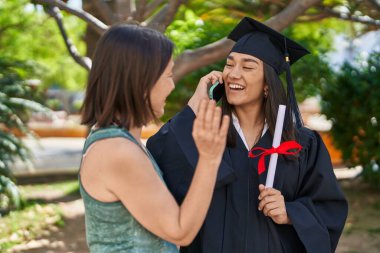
[{"xmin": 227, "ymin": 17, "xmax": 310, "ymax": 128}]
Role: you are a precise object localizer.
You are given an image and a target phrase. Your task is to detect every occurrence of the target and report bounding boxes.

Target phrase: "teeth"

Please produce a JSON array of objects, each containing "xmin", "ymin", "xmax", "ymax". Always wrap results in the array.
[{"xmin": 229, "ymin": 83, "xmax": 244, "ymax": 90}]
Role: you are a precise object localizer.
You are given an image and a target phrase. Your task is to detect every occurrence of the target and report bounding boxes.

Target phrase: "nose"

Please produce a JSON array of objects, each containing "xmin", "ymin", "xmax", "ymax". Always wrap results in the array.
[{"xmin": 228, "ymin": 66, "xmax": 241, "ymax": 79}]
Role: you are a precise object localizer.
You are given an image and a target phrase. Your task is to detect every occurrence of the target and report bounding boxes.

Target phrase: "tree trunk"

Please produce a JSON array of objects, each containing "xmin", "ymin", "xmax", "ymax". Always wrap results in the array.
[
  {"xmin": 83, "ymin": 0, "xmax": 104, "ymax": 58},
  {"xmin": 83, "ymin": 0, "xmax": 134, "ymax": 58}
]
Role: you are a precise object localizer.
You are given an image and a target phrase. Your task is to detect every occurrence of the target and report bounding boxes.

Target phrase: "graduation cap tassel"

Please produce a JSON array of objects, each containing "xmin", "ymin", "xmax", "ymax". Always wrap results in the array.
[
  {"xmin": 283, "ymin": 37, "xmax": 302, "ymax": 128},
  {"xmin": 284, "ymin": 62, "xmax": 303, "ymax": 128}
]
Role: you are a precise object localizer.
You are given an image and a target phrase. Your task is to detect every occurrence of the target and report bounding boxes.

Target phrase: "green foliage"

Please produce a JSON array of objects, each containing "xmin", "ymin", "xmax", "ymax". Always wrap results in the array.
[
  {"xmin": 0, "ymin": 176, "xmax": 21, "ymax": 214},
  {"xmin": 284, "ymin": 19, "xmax": 348, "ymax": 102},
  {"xmin": 321, "ymin": 52, "xmax": 380, "ymax": 189},
  {"xmin": 0, "ymin": 0, "xmax": 87, "ymax": 91},
  {"xmin": 0, "ymin": 57, "xmax": 51, "ymax": 213},
  {"xmin": 290, "ymin": 54, "xmax": 334, "ymax": 102},
  {"xmin": 45, "ymin": 98, "xmax": 64, "ymax": 111},
  {"xmin": 164, "ymin": 8, "xmax": 237, "ymax": 119}
]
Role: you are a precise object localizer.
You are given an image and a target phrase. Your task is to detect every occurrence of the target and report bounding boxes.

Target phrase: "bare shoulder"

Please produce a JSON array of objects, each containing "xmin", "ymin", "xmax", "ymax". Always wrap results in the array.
[
  {"xmin": 84, "ymin": 137, "xmax": 150, "ymax": 173},
  {"xmin": 80, "ymin": 137, "xmax": 152, "ymax": 202},
  {"xmin": 96, "ymin": 137, "xmax": 141, "ymax": 154}
]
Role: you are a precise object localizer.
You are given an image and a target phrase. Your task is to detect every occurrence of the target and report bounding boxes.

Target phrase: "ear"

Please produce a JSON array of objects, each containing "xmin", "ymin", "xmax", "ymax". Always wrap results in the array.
[{"xmin": 264, "ymin": 84, "xmax": 269, "ymax": 97}]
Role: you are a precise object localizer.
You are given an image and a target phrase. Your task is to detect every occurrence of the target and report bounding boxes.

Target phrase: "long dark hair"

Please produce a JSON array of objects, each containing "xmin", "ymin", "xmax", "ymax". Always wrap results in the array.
[
  {"xmin": 222, "ymin": 62, "xmax": 296, "ymax": 147},
  {"xmin": 81, "ymin": 24, "xmax": 174, "ymax": 129}
]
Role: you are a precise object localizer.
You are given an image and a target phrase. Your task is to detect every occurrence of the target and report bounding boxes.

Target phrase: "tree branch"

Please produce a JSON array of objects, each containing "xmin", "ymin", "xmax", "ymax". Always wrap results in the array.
[
  {"xmin": 143, "ymin": 0, "xmax": 165, "ymax": 20},
  {"xmin": 46, "ymin": 6, "xmax": 92, "ymax": 71},
  {"xmin": 298, "ymin": 12, "xmax": 330, "ymax": 22},
  {"xmin": 368, "ymin": 0, "xmax": 380, "ymax": 10},
  {"xmin": 262, "ymin": 0, "xmax": 288, "ymax": 7},
  {"xmin": 90, "ymin": 0, "xmax": 118, "ymax": 24},
  {"xmin": 265, "ymin": 0, "xmax": 322, "ymax": 30},
  {"xmin": 119, "ymin": 0, "xmax": 132, "ymax": 19},
  {"xmin": 32, "ymin": 0, "xmax": 108, "ymax": 35},
  {"xmin": 173, "ymin": 39, "xmax": 233, "ymax": 83},
  {"xmin": 173, "ymin": 0, "xmax": 321, "ymax": 81},
  {"xmin": 147, "ymin": 0, "xmax": 183, "ymax": 32},
  {"xmin": 133, "ymin": 0, "xmax": 148, "ymax": 21},
  {"xmin": 324, "ymin": 7, "xmax": 380, "ymax": 27}
]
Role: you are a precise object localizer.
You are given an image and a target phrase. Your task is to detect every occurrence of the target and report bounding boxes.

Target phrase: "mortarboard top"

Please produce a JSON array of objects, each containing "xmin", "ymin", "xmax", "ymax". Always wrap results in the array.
[
  {"xmin": 227, "ymin": 17, "xmax": 310, "ymax": 128},
  {"xmin": 228, "ymin": 17, "xmax": 310, "ymax": 74}
]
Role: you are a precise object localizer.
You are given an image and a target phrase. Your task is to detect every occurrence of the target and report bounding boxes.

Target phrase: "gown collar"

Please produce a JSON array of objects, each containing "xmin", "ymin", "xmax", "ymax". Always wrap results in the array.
[{"xmin": 232, "ymin": 113, "xmax": 268, "ymax": 150}]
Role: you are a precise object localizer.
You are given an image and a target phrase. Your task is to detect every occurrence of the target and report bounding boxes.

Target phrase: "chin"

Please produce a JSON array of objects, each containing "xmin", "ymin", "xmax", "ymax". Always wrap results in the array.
[
  {"xmin": 154, "ymin": 109, "xmax": 165, "ymax": 118},
  {"xmin": 226, "ymin": 96, "xmax": 243, "ymax": 106}
]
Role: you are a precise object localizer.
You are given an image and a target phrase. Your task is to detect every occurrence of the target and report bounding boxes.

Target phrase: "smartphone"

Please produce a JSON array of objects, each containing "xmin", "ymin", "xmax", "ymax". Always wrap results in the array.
[{"xmin": 208, "ymin": 81, "xmax": 225, "ymax": 102}]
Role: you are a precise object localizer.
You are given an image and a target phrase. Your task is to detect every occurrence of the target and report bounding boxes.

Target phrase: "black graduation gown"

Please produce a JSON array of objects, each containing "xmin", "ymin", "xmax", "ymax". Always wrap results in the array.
[{"xmin": 147, "ymin": 106, "xmax": 348, "ymax": 253}]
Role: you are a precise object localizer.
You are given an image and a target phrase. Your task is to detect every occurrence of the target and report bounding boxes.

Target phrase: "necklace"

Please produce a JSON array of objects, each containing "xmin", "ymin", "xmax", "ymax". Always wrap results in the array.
[{"xmin": 252, "ymin": 121, "xmax": 265, "ymax": 147}]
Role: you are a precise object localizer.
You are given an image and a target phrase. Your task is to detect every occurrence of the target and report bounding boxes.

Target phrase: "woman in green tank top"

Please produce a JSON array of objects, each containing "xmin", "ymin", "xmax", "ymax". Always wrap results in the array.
[{"xmin": 79, "ymin": 24, "xmax": 230, "ymax": 253}]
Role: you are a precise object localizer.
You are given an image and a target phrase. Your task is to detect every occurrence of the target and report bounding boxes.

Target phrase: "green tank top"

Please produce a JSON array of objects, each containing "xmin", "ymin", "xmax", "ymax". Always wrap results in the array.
[{"xmin": 79, "ymin": 126, "xmax": 178, "ymax": 253}]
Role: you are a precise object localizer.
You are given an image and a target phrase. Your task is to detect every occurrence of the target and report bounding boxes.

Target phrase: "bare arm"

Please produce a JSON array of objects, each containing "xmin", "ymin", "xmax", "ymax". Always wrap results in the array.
[{"xmin": 103, "ymin": 100, "xmax": 229, "ymax": 245}]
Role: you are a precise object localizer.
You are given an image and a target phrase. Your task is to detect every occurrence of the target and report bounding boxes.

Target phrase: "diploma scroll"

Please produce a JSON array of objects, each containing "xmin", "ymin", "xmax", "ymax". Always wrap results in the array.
[{"xmin": 265, "ymin": 105, "xmax": 286, "ymax": 188}]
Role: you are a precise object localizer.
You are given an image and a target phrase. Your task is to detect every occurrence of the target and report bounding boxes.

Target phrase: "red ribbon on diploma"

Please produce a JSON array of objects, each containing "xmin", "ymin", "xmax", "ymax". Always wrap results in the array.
[{"xmin": 248, "ymin": 141, "xmax": 302, "ymax": 175}]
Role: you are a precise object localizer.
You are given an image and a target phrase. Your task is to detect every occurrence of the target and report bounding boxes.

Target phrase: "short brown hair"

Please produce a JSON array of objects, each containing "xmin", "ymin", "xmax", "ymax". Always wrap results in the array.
[{"xmin": 81, "ymin": 24, "xmax": 174, "ymax": 129}]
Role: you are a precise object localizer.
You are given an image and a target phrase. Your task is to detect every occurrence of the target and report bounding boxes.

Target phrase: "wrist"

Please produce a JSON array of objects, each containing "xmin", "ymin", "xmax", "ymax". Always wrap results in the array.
[
  {"xmin": 197, "ymin": 155, "xmax": 221, "ymax": 169},
  {"xmin": 187, "ymin": 97, "xmax": 199, "ymax": 115}
]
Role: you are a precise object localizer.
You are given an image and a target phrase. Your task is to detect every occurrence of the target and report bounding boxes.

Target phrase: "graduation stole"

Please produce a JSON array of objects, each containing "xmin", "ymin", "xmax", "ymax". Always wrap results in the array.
[{"xmin": 248, "ymin": 141, "xmax": 302, "ymax": 175}]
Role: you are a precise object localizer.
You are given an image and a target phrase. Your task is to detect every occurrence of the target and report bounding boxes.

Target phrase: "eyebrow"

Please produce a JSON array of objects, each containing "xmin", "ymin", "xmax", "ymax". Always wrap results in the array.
[{"xmin": 227, "ymin": 55, "xmax": 259, "ymax": 64}]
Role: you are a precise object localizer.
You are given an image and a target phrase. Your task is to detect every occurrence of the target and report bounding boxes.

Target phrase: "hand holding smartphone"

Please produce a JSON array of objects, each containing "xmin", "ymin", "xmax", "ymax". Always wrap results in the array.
[{"xmin": 208, "ymin": 81, "xmax": 225, "ymax": 102}]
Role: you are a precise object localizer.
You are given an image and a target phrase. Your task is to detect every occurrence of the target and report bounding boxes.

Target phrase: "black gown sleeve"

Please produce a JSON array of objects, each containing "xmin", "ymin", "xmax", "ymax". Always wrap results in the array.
[{"xmin": 285, "ymin": 128, "xmax": 348, "ymax": 253}]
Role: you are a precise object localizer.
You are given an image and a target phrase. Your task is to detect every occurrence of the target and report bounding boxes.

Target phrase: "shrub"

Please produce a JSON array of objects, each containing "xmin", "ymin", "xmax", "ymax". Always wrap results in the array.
[
  {"xmin": 321, "ymin": 52, "xmax": 380, "ymax": 189},
  {"xmin": 0, "ymin": 58, "xmax": 51, "ymax": 214}
]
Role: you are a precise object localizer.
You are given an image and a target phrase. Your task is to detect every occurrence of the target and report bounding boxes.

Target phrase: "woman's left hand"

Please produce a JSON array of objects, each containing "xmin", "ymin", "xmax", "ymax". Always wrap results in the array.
[{"xmin": 258, "ymin": 184, "xmax": 291, "ymax": 225}]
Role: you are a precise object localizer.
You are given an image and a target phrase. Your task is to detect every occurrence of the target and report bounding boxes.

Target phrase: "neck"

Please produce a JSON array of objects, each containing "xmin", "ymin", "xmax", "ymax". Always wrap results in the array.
[
  {"xmin": 128, "ymin": 126, "xmax": 143, "ymax": 144},
  {"xmin": 233, "ymin": 103, "xmax": 265, "ymax": 130},
  {"xmin": 233, "ymin": 103, "xmax": 265, "ymax": 149}
]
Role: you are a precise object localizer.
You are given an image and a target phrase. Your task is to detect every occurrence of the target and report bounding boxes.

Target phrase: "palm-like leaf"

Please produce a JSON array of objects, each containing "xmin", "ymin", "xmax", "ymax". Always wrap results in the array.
[{"xmin": 0, "ymin": 58, "xmax": 50, "ymax": 213}]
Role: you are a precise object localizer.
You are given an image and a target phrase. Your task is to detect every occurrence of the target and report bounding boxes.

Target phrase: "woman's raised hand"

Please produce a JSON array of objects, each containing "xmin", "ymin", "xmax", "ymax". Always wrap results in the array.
[{"xmin": 192, "ymin": 99, "xmax": 230, "ymax": 163}]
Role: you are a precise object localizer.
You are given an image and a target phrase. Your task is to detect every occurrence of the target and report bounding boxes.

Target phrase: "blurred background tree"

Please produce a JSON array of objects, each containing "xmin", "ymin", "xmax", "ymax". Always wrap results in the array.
[
  {"xmin": 322, "ymin": 52, "xmax": 380, "ymax": 189},
  {"xmin": 0, "ymin": 0, "xmax": 87, "ymax": 91},
  {"xmin": 28, "ymin": 0, "xmax": 379, "ymax": 116}
]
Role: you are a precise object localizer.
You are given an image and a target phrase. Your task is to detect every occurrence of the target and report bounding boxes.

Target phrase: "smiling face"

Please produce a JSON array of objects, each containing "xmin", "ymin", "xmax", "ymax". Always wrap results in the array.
[
  {"xmin": 149, "ymin": 59, "xmax": 175, "ymax": 118},
  {"xmin": 222, "ymin": 52, "xmax": 267, "ymax": 109}
]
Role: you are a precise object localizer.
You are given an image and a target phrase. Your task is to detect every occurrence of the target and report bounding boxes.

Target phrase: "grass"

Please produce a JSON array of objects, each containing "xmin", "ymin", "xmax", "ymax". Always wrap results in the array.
[
  {"xmin": 368, "ymin": 227, "xmax": 380, "ymax": 234},
  {"xmin": 0, "ymin": 179, "xmax": 79, "ymax": 252},
  {"xmin": 19, "ymin": 180, "xmax": 79, "ymax": 198}
]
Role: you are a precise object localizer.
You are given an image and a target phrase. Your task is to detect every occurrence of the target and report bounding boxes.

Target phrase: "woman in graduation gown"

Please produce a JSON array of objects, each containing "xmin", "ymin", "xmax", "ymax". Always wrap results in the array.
[{"xmin": 147, "ymin": 17, "xmax": 348, "ymax": 253}]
